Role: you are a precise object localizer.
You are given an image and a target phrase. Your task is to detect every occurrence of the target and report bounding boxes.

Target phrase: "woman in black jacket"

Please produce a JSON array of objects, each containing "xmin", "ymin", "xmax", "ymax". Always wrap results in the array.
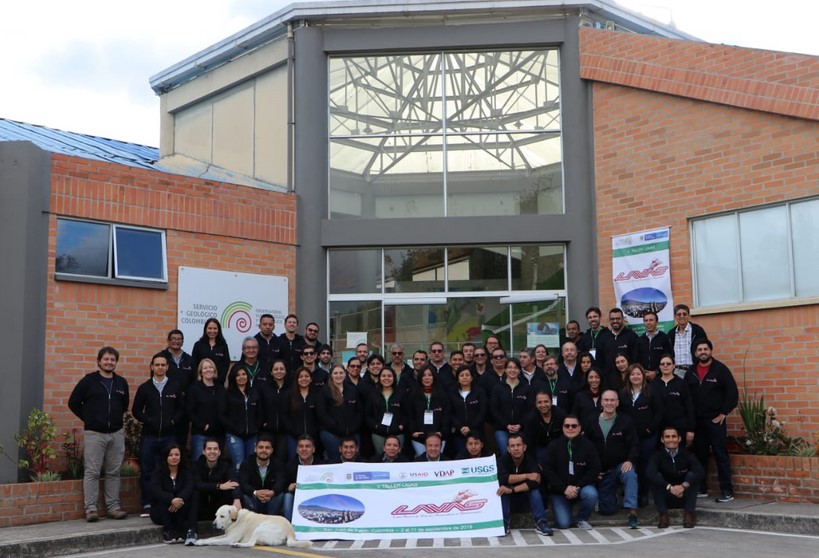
[
  {"xmin": 317, "ymin": 363, "xmax": 362, "ymax": 461},
  {"xmin": 572, "ymin": 368, "xmax": 603, "ymax": 425},
  {"xmin": 187, "ymin": 358, "xmax": 225, "ymax": 462},
  {"xmin": 619, "ymin": 363, "xmax": 664, "ymax": 507},
  {"xmin": 284, "ymin": 367, "xmax": 320, "ymax": 459},
  {"xmin": 150, "ymin": 443, "xmax": 195, "ymax": 544},
  {"xmin": 655, "ymin": 354, "xmax": 695, "ymax": 445},
  {"xmin": 490, "ymin": 357, "xmax": 531, "ymax": 456},
  {"xmin": 365, "ymin": 367, "xmax": 408, "ymax": 455},
  {"xmin": 449, "ymin": 366, "xmax": 487, "ymax": 457},
  {"xmin": 259, "ymin": 360, "xmax": 290, "ymax": 461},
  {"xmin": 219, "ymin": 366, "xmax": 263, "ymax": 470},
  {"xmin": 191, "ymin": 318, "xmax": 231, "ymax": 386},
  {"xmin": 408, "ymin": 365, "xmax": 450, "ymax": 456}
]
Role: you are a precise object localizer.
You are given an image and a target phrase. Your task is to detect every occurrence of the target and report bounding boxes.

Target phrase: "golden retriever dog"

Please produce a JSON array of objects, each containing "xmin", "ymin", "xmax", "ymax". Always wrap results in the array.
[{"xmin": 195, "ymin": 504, "xmax": 311, "ymax": 548}]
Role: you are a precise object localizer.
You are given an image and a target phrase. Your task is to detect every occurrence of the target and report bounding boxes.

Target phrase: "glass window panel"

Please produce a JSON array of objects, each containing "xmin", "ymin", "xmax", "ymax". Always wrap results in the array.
[
  {"xmin": 329, "ymin": 54, "xmax": 443, "ymax": 137},
  {"xmin": 330, "ymin": 137, "xmax": 444, "ymax": 219},
  {"xmin": 447, "ymin": 247, "xmax": 508, "ymax": 292},
  {"xmin": 739, "ymin": 206, "xmax": 790, "ymax": 302},
  {"xmin": 511, "ymin": 245, "xmax": 565, "ymax": 290},
  {"xmin": 329, "ymin": 301, "xmax": 383, "ymax": 362},
  {"xmin": 329, "ymin": 250, "xmax": 382, "ymax": 294},
  {"xmin": 114, "ymin": 227, "xmax": 166, "ymax": 281},
  {"xmin": 55, "ymin": 219, "xmax": 110, "ymax": 277},
  {"xmin": 446, "ymin": 133, "xmax": 562, "ymax": 216},
  {"xmin": 511, "ymin": 296, "xmax": 565, "ymax": 354},
  {"xmin": 693, "ymin": 215, "xmax": 740, "ymax": 306},
  {"xmin": 444, "ymin": 50, "xmax": 560, "ymax": 134},
  {"xmin": 791, "ymin": 199, "xmax": 819, "ymax": 297},
  {"xmin": 384, "ymin": 247, "xmax": 445, "ymax": 293},
  {"xmin": 386, "ymin": 303, "xmax": 449, "ymax": 356}
]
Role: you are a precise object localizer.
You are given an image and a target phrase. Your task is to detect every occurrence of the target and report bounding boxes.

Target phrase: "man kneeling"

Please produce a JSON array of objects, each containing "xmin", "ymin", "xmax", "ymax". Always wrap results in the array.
[
  {"xmin": 496, "ymin": 433, "xmax": 552, "ymax": 536},
  {"xmin": 239, "ymin": 435, "xmax": 286, "ymax": 515},
  {"xmin": 647, "ymin": 426, "xmax": 704, "ymax": 528}
]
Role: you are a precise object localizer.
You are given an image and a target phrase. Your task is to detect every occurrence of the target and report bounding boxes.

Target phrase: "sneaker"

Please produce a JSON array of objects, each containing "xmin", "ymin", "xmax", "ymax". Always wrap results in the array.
[
  {"xmin": 140, "ymin": 505, "xmax": 151, "ymax": 518},
  {"xmin": 184, "ymin": 530, "xmax": 197, "ymax": 546},
  {"xmin": 85, "ymin": 510, "xmax": 99, "ymax": 523},
  {"xmin": 109, "ymin": 509, "xmax": 127, "ymax": 520},
  {"xmin": 534, "ymin": 520, "xmax": 553, "ymax": 536},
  {"xmin": 576, "ymin": 520, "xmax": 593, "ymax": 530},
  {"xmin": 628, "ymin": 513, "xmax": 640, "ymax": 529},
  {"xmin": 503, "ymin": 522, "xmax": 510, "ymax": 536},
  {"xmin": 162, "ymin": 530, "xmax": 174, "ymax": 544},
  {"xmin": 697, "ymin": 491, "xmax": 709, "ymax": 499},
  {"xmin": 716, "ymin": 491, "xmax": 735, "ymax": 503}
]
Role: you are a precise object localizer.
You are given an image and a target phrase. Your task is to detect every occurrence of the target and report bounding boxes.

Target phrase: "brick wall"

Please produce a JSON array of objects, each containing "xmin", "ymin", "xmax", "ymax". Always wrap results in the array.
[
  {"xmin": 585, "ymin": 33, "xmax": 819, "ymax": 442},
  {"xmin": 44, "ymin": 155, "xmax": 297, "ymax": 443},
  {"xmin": 0, "ymin": 477, "xmax": 141, "ymax": 527},
  {"xmin": 708, "ymin": 455, "xmax": 819, "ymax": 503}
]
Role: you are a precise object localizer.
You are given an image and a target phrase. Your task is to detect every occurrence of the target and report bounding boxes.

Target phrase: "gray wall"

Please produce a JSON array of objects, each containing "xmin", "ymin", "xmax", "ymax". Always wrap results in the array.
[
  {"xmin": 0, "ymin": 142, "xmax": 51, "ymax": 482},
  {"xmin": 294, "ymin": 15, "xmax": 598, "ymax": 327}
]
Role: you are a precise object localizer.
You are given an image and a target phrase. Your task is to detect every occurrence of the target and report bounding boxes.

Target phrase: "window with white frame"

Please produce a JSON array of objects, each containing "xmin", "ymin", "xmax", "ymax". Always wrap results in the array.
[
  {"xmin": 691, "ymin": 197, "xmax": 819, "ymax": 307},
  {"xmin": 55, "ymin": 218, "xmax": 168, "ymax": 283}
]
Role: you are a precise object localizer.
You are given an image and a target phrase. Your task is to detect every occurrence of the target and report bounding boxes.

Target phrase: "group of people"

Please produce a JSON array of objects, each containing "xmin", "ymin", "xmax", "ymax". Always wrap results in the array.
[{"xmin": 68, "ymin": 304, "xmax": 738, "ymax": 543}]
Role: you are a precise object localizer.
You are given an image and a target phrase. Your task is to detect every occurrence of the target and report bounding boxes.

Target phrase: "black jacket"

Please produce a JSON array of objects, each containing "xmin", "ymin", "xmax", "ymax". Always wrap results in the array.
[
  {"xmin": 186, "ymin": 381, "xmax": 225, "ymax": 437},
  {"xmin": 218, "ymin": 387, "xmax": 263, "ymax": 438},
  {"xmin": 583, "ymin": 412, "xmax": 639, "ymax": 471},
  {"xmin": 524, "ymin": 406, "xmax": 566, "ymax": 451},
  {"xmin": 490, "ymin": 380, "xmax": 532, "ymax": 431},
  {"xmin": 407, "ymin": 389, "xmax": 450, "ymax": 441},
  {"xmin": 685, "ymin": 358, "xmax": 738, "ymax": 420},
  {"xmin": 449, "ymin": 387, "xmax": 488, "ymax": 436},
  {"xmin": 365, "ymin": 389, "xmax": 408, "ymax": 436},
  {"xmin": 160, "ymin": 349, "xmax": 196, "ymax": 393},
  {"xmin": 316, "ymin": 384, "xmax": 362, "ymax": 437},
  {"xmin": 646, "ymin": 446, "xmax": 704, "ymax": 488},
  {"xmin": 151, "ymin": 466, "xmax": 194, "ymax": 507},
  {"xmin": 618, "ymin": 389, "xmax": 664, "ymax": 439},
  {"xmin": 192, "ymin": 455, "xmax": 239, "ymax": 499},
  {"xmin": 132, "ymin": 378, "xmax": 185, "ymax": 438},
  {"xmin": 571, "ymin": 389, "xmax": 602, "ymax": 425},
  {"xmin": 635, "ymin": 331, "xmax": 672, "ymax": 373},
  {"xmin": 655, "ymin": 375, "xmax": 695, "ymax": 434},
  {"xmin": 254, "ymin": 332, "xmax": 282, "ymax": 375},
  {"xmin": 277, "ymin": 333, "xmax": 305, "ymax": 373},
  {"xmin": 667, "ymin": 322, "xmax": 708, "ymax": 359},
  {"xmin": 68, "ymin": 371, "xmax": 130, "ymax": 433},
  {"xmin": 284, "ymin": 456, "xmax": 325, "ymax": 487},
  {"xmin": 258, "ymin": 381, "xmax": 289, "ymax": 435},
  {"xmin": 284, "ymin": 388, "xmax": 320, "ymax": 439},
  {"xmin": 191, "ymin": 340, "xmax": 232, "ymax": 386},
  {"xmin": 531, "ymin": 372, "xmax": 575, "ymax": 415},
  {"xmin": 497, "ymin": 452, "xmax": 539, "ymax": 491},
  {"xmin": 577, "ymin": 327, "xmax": 614, "ymax": 366},
  {"xmin": 541, "ymin": 435, "xmax": 601, "ymax": 494},
  {"xmin": 238, "ymin": 457, "xmax": 286, "ymax": 496}
]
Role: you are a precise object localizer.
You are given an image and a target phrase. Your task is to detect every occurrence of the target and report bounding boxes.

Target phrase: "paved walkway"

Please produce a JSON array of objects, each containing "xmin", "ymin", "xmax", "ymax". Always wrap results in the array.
[{"xmin": 1, "ymin": 498, "xmax": 817, "ymax": 557}]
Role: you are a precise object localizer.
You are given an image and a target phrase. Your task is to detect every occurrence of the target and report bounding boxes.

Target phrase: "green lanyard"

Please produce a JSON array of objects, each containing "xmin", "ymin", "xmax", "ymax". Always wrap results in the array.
[{"xmin": 567, "ymin": 439, "xmax": 573, "ymax": 461}]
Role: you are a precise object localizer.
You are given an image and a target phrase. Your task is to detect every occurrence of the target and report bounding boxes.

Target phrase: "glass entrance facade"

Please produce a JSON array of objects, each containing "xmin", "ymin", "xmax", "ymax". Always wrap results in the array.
[{"xmin": 328, "ymin": 245, "xmax": 567, "ymax": 360}]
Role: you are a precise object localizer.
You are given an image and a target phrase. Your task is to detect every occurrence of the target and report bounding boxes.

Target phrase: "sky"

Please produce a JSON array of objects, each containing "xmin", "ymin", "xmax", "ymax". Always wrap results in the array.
[{"xmin": 1, "ymin": 0, "xmax": 817, "ymax": 147}]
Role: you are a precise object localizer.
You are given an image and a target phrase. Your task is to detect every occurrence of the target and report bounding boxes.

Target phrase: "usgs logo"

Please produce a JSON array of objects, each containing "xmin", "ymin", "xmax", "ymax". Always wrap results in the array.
[{"xmin": 461, "ymin": 465, "xmax": 495, "ymax": 474}]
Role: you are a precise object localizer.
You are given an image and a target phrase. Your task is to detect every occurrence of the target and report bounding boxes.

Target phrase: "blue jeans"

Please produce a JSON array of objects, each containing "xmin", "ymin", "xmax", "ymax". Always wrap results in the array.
[
  {"xmin": 411, "ymin": 439, "xmax": 446, "ymax": 457},
  {"xmin": 226, "ymin": 433, "xmax": 257, "ymax": 471},
  {"xmin": 139, "ymin": 435, "xmax": 176, "ymax": 507},
  {"xmin": 241, "ymin": 492, "xmax": 284, "ymax": 516},
  {"xmin": 500, "ymin": 488, "xmax": 546, "ymax": 527},
  {"xmin": 321, "ymin": 432, "xmax": 359, "ymax": 462},
  {"xmin": 550, "ymin": 485, "xmax": 598, "ymax": 529},
  {"xmin": 282, "ymin": 493, "xmax": 295, "ymax": 521},
  {"xmin": 597, "ymin": 462, "xmax": 638, "ymax": 515},
  {"xmin": 494, "ymin": 431, "xmax": 510, "ymax": 456}
]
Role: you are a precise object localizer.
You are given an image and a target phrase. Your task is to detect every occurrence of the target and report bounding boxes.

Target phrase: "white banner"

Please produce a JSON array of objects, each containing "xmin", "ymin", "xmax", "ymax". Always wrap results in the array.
[
  {"xmin": 292, "ymin": 457, "xmax": 504, "ymax": 540},
  {"xmin": 612, "ymin": 228, "xmax": 675, "ymax": 334},
  {"xmin": 177, "ymin": 267, "xmax": 288, "ymax": 357}
]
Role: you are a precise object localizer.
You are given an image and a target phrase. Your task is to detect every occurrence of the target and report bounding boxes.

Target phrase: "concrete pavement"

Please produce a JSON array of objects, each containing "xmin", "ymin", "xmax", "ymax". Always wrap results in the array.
[{"xmin": 1, "ymin": 498, "xmax": 817, "ymax": 558}]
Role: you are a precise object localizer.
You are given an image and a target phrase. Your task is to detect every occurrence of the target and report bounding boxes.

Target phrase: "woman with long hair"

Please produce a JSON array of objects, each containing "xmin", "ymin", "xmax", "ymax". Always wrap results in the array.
[
  {"xmin": 619, "ymin": 363, "xmax": 664, "ymax": 507},
  {"xmin": 259, "ymin": 359, "xmax": 290, "ymax": 462},
  {"xmin": 187, "ymin": 358, "xmax": 225, "ymax": 461},
  {"xmin": 607, "ymin": 351, "xmax": 631, "ymax": 391},
  {"xmin": 655, "ymin": 353, "xmax": 695, "ymax": 447},
  {"xmin": 572, "ymin": 368, "xmax": 603, "ymax": 424},
  {"xmin": 408, "ymin": 365, "xmax": 450, "ymax": 456},
  {"xmin": 191, "ymin": 318, "xmax": 231, "ymax": 386},
  {"xmin": 449, "ymin": 366, "xmax": 487, "ymax": 457},
  {"xmin": 218, "ymin": 366, "xmax": 263, "ymax": 470},
  {"xmin": 150, "ymin": 443, "xmax": 194, "ymax": 544},
  {"xmin": 578, "ymin": 352, "xmax": 594, "ymax": 381},
  {"xmin": 490, "ymin": 357, "xmax": 530, "ymax": 455},
  {"xmin": 534, "ymin": 344, "xmax": 549, "ymax": 370},
  {"xmin": 366, "ymin": 367, "xmax": 407, "ymax": 455},
  {"xmin": 317, "ymin": 363, "xmax": 362, "ymax": 462},
  {"xmin": 284, "ymin": 367, "xmax": 320, "ymax": 460}
]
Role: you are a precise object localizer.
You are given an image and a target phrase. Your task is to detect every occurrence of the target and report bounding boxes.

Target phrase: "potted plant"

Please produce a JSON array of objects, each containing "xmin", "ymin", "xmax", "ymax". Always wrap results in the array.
[
  {"xmin": 14, "ymin": 408, "xmax": 61, "ymax": 481},
  {"xmin": 123, "ymin": 411, "xmax": 142, "ymax": 469}
]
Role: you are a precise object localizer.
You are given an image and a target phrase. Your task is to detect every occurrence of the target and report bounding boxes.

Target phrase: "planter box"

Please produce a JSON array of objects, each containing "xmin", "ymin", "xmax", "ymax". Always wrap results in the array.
[
  {"xmin": 707, "ymin": 454, "xmax": 819, "ymax": 503},
  {"xmin": 0, "ymin": 477, "xmax": 141, "ymax": 527}
]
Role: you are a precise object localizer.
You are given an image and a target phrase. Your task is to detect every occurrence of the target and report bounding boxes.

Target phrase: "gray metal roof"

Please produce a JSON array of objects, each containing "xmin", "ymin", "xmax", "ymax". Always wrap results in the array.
[
  {"xmin": 0, "ymin": 118, "xmax": 158, "ymax": 169},
  {"xmin": 150, "ymin": 0, "xmax": 699, "ymax": 94}
]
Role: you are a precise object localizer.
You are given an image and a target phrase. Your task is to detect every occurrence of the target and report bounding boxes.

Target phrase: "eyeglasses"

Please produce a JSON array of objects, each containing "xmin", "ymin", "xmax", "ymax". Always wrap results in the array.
[
  {"xmin": 306, "ymin": 328, "xmax": 319, "ymax": 333},
  {"xmin": 675, "ymin": 312, "xmax": 688, "ymax": 317},
  {"xmin": 391, "ymin": 351, "xmax": 403, "ymax": 356},
  {"xmin": 563, "ymin": 424, "xmax": 580, "ymax": 429},
  {"xmin": 431, "ymin": 349, "xmax": 444, "ymax": 353},
  {"xmin": 242, "ymin": 346, "xmax": 257, "ymax": 350},
  {"xmin": 660, "ymin": 361, "xmax": 674, "ymax": 366},
  {"xmin": 302, "ymin": 352, "xmax": 315, "ymax": 357},
  {"xmin": 492, "ymin": 355, "xmax": 506, "ymax": 360},
  {"xmin": 474, "ymin": 353, "xmax": 486, "ymax": 357}
]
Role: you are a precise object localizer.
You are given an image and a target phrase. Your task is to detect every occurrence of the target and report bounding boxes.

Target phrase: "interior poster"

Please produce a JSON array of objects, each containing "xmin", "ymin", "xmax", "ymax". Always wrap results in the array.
[
  {"xmin": 611, "ymin": 228, "xmax": 675, "ymax": 334},
  {"xmin": 292, "ymin": 457, "xmax": 504, "ymax": 540},
  {"xmin": 177, "ymin": 267, "xmax": 288, "ymax": 357}
]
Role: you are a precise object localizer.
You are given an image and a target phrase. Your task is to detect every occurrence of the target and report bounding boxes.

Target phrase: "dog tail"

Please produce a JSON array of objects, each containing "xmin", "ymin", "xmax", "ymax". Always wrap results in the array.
[{"xmin": 287, "ymin": 536, "xmax": 312, "ymax": 548}]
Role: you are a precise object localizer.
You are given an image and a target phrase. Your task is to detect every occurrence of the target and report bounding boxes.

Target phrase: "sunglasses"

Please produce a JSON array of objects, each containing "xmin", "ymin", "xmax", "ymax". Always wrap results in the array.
[
  {"xmin": 306, "ymin": 328, "xmax": 319, "ymax": 333},
  {"xmin": 563, "ymin": 424, "xmax": 580, "ymax": 429},
  {"xmin": 660, "ymin": 362, "xmax": 674, "ymax": 366},
  {"xmin": 302, "ymin": 352, "xmax": 315, "ymax": 356},
  {"xmin": 392, "ymin": 351, "xmax": 403, "ymax": 356},
  {"xmin": 474, "ymin": 353, "xmax": 486, "ymax": 357},
  {"xmin": 431, "ymin": 349, "xmax": 444, "ymax": 353},
  {"xmin": 492, "ymin": 355, "xmax": 506, "ymax": 360}
]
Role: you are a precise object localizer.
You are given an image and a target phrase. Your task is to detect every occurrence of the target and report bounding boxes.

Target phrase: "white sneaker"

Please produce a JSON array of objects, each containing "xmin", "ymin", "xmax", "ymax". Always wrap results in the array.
[{"xmin": 577, "ymin": 520, "xmax": 593, "ymax": 530}]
